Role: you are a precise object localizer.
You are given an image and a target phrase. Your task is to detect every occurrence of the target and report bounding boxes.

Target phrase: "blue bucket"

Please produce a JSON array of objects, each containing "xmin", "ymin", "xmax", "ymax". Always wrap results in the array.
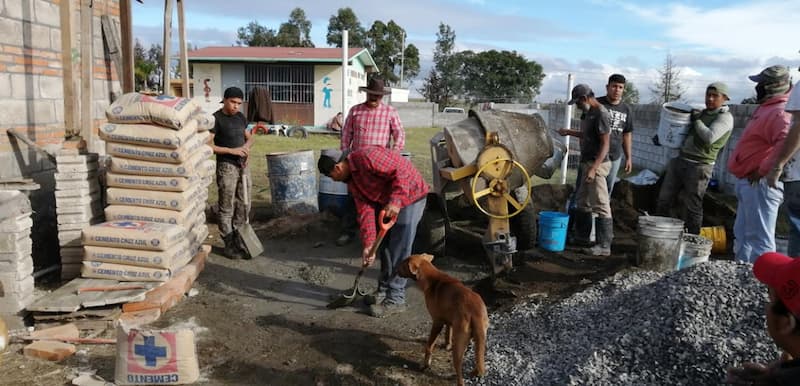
[
  {"xmin": 266, "ymin": 150, "xmax": 318, "ymax": 216},
  {"xmin": 538, "ymin": 211, "xmax": 569, "ymax": 252}
]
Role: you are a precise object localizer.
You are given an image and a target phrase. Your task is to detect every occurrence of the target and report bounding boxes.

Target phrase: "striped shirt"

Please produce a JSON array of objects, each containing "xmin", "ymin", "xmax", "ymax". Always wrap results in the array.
[
  {"xmin": 347, "ymin": 146, "xmax": 428, "ymax": 248},
  {"xmin": 340, "ymin": 102, "xmax": 405, "ymax": 152}
]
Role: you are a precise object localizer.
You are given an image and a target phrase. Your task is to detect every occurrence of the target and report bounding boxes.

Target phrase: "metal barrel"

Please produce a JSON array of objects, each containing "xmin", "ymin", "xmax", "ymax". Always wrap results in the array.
[
  {"xmin": 266, "ymin": 150, "xmax": 318, "ymax": 217},
  {"xmin": 317, "ymin": 148, "xmax": 350, "ymax": 218}
]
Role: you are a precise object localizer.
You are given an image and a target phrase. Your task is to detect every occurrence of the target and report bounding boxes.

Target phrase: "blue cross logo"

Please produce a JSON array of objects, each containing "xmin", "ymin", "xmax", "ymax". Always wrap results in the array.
[
  {"xmin": 115, "ymin": 221, "xmax": 138, "ymax": 228},
  {"xmin": 134, "ymin": 336, "xmax": 167, "ymax": 367}
]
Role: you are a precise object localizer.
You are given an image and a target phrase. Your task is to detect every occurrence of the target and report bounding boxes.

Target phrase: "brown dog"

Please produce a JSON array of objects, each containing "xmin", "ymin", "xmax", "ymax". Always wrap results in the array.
[{"xmin": 397, "ymin": 253, "xmax": 489, "ymax": 386}]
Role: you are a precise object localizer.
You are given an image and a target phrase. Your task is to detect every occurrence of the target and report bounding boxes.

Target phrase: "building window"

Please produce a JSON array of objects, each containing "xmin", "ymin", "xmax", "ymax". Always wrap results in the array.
[{"xmin": 244, "ymin": 64, "xmax": 313, "ymax": 104}]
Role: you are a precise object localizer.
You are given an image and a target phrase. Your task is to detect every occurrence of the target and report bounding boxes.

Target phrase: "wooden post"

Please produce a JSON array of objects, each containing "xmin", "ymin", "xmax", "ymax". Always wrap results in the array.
[
  {"xmin": 119, "ymin": 0, "xmax": 134, "ymax": 92},
  {"xmin": 177, "ymin": 0, "xmax": 189, "ymax": 97},
  {"xmin": 80, "ymin": 0, "xmax": 93, "ymax": 143},
  {"xmin": 59, "ymin": 0, "xmax": 77, "ymax": 137},
  {"xmin": 162, "ymin": 0, "xmax": 173, "ymax": 95}
]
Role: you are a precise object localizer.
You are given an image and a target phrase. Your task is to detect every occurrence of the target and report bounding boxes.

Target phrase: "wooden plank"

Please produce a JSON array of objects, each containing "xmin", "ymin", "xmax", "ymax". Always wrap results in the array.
[
  {"xmin": 162, "ymin": 0, "xmax": 173, "ymax": 95},
  {"xmin": 26, "ymin": 278, "xmax": 154, "ymax": 312},
  {"xmin": 177, "ymin": 0, "xmax": 189, "ymax": 97},
  {"xmin": 80, "ymin": 0, "xmax": 93, "ymax": 142},
  {"xmin": 100, "ymin": 15, "xmax": 122, "ymax": 86},
  {"xmin": 33, "ymin": 307, "xmax": 120, "ymax": 321},
  {"xmin": 59, "ymin": 0, "xmax": 77, "ymax": 137},
  {"xmin": 119, "ymin": 0, "xmax": 134, "ymax": 93}
]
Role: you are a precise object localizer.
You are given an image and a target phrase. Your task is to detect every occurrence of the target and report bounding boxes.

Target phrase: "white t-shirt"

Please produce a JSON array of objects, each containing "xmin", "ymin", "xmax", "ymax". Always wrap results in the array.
[{"xmin": 781, "ymin": 81, "xmax": 800, "ymax": 181}]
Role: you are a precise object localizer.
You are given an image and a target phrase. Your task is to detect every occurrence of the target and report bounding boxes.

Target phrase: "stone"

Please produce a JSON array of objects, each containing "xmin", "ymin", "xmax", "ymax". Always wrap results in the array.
[{"xmin": 23, "ymin": 340, "xmax": 76, "ymax": 362}]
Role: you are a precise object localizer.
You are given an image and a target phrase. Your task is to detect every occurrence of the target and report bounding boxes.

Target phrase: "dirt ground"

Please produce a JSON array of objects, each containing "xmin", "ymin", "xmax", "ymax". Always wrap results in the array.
[{"xmin": 0, "ymin": 183, "xmax": 670, "ymax": 386}]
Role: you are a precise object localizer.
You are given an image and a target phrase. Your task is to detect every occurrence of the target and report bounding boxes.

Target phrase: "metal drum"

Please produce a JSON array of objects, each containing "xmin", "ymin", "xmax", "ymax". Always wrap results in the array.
[{"xmin": 266, "ymin": 150, "xmax": 318, "ymax": 216}]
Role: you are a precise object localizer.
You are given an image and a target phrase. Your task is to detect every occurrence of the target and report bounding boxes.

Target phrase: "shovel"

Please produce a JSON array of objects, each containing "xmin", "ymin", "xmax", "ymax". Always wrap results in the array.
[
  {"xmin": 327, "ymin": 210, "xmax": 397, "ymax": 309},
  {"xmin": 233, "ymin": 171, "xmax": 264, "ymax": 259}
]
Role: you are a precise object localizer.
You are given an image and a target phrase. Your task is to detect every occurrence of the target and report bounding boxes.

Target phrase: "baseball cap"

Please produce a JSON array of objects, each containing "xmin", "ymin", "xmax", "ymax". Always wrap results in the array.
[
  {"xmin": 220, "ymin": 86, "xmax": 244, "ymax": 103},
  {"xmin": 567, "ymin": 84, "xmax": 593, "ymax": 105},
  {"xmin": 707, "ymin": 82, "xmax": 730, "ymax": 100},
  {"xmin": 753, "ymin": 252, "xmax": 800, "ymax": 317},
  {"xmin": 748, "ymin": 65, "xmax": 790, "ymax": 84}
]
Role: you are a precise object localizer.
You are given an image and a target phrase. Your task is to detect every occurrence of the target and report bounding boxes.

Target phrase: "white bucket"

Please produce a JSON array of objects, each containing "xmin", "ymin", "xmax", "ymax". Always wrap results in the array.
[
  {"xmin": 657, "ymin": 102, "xmax": 693, "ymax": 148},
  {"xmin": 678, "ymin": 234, "xmax": 713, "ymax": 270},
  {"xmin": 637, "ymin": 216, "xmax": 684, "ymax": 272}
]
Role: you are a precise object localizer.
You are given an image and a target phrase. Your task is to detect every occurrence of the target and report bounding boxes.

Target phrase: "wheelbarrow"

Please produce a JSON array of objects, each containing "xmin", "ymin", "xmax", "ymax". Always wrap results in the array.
[{"xmin": 327, "ymin": 210, "xmax": 397, "ymax": 309}]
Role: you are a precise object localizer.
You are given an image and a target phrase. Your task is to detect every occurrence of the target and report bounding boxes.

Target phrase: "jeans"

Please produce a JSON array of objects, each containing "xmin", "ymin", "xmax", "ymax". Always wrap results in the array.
[
  {"xmin": 378, "ymin": 198, "xmax": 426, "ymax": 305},
  {"xmin": 607, "ymin": 157, "xmax": 621, "ymax": 196},
  {"xmin": 733, "ymin": 178, "xmax": 784, "ymax": 263},
  {"xmin": 783, "ymin": 181, "xmax": 800, "ymax": 257},
  {"xmin": 655, "ymin": 157, "xmax": 714, "ymax": 234},
  {"xmin": 216, "ymin": 162, "xmax": 250, "ymax": 236}
]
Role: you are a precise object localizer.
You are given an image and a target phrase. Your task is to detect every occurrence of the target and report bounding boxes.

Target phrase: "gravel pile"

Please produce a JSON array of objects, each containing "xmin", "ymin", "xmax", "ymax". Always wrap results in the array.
[{"xmin": 468, "ymin": 261, "xmax": 779, "ymax": 385}]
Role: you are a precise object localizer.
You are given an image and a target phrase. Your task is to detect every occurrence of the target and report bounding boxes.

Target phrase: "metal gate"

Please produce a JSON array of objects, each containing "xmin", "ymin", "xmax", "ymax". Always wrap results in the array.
[{"xmin": 244, "ymin": 64, "xmax": 314, "ymax": 124}]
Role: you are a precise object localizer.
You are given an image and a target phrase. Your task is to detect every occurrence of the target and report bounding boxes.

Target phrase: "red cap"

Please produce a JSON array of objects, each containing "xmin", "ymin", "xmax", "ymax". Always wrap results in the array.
[{"xmin": 753, "ymin": 252, "xmax": 800, "ymax": 316}]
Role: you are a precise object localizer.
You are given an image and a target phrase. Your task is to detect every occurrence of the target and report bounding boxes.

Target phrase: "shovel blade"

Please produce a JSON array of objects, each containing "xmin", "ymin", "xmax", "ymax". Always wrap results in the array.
[{"xmin": 234, "ymin": 223, "xmax": 264, "ymax": 258}]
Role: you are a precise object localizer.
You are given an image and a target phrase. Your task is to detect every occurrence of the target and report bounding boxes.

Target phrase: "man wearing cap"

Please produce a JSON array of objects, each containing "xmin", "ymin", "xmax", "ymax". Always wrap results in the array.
[
  {"xmin": 318, "ymin": 146, "xmax": 427, "ymax": 318},
  {"xmin": 726, "ymin": 251, "xmax": 800, "ymax": 384},
  {"xmin": 335, "ymin": 77, "xmax": 406, "ymax": 247},
  {"xmin": 728, "ymin": 66, "xmax": 793, "ymax": 263},
  {"xmin": 558, "ymin": 84, "xmax": 614, "ymax": 256},
  {"xmin": 209, "ymin": 86, "xmax": 253, "ymax": 259},
  {"xmin": 765, "ymin": 72, "xmax": 800, "ymax": 258},
  {"xmin": 599, "ymin": 73, "xmax": 635, "ymax": 195},
  {"xmin": 655, "ymin": 82, "xmax": 734, "ymax": 235}
]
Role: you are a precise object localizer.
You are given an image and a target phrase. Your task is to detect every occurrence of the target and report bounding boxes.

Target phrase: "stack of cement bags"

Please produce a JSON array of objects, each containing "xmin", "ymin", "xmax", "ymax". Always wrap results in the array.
[
  {"xmin": 0, "ymin": 192, "xmax": 34, "ymax": 312},
  {"xmin": 80, "ymin": 93, "xmax": 215, "ymax": 280}
]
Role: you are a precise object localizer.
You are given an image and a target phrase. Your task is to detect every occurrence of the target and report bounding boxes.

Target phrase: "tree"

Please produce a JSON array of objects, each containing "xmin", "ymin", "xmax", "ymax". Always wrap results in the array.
[
  {"xmin": 366, "ymin": 20, "xmax": 408, "ymax": 86},
  {"xmin": 133, "ymin": 39, "xmax": 165, "ymax": 91},
  {"xmin": 326, "ymin": 7, "xmax": 367, "ymax": 48},
  {"xmin": 459, "ymin": 50, "xmax": 545, "ymax": 103},
  {"xmin": 236, "ymin": 20, "xmax": 276, "ymax": 46},
  {"xmin": 402, "ymin": 43, "xmax": 420, "ymax": 85},
  {"xmin": 622, "ymin": 82, "xmax": 640, "ymax": 104},
  {"xmin": 650, "ymin": 54, "xmax": 685, "ymax": 104},
  {"xmin": 276, "ymin": 8, "xmax": 314, "ymax": 47},
  {"xmin": 421, "ymin": 23, "xmax": 461, "ymax": 107}
]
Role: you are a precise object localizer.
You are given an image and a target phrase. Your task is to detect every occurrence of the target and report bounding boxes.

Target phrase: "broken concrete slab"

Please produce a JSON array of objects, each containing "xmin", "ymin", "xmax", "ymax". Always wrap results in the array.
[
  {"xmin": 23, "ymin": 340, "xmax": 76, "ymax": 361},
  {"xmin": 30, "ymin": 323, "xmax": 80, "ymax": 340},
  {"xmin": 116, "ymin": 308, "xmax": 161, "ymax": 329}
]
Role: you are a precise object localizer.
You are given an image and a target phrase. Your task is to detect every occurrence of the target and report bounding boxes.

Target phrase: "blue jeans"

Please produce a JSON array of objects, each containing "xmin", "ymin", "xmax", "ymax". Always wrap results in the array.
[
  {"xmin": 784, "ymin": 181, "xmax": 800, "ymax": 257},
  {"xmin": 378, "ymin": 198, "xmax": 426, "ymax": 305},
  {"xmin": 607, "ymin": 157, "xmax": 621, "ymax": 196},
  {"xmin": 733, "ymin": 178, "xmax": 784, "ymax": 263}
]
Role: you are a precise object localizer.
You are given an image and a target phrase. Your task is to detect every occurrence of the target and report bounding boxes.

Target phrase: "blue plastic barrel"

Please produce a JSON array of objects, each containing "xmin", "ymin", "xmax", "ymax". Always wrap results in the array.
[
  {"xmin": 538, "ymin": 211, "xmax": 570, "ymax": 252},
  {"xmin": 318, "ymin": 148, "xmax": 350, "ymax": 218},
  {"xmin": 266, "ymin": 150, "xmax": 318, "ymax": 216}
]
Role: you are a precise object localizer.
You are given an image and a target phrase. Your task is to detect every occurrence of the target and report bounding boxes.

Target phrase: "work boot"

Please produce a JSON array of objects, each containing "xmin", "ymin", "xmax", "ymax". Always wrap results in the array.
[
  {"xmin": 583, "ymin": 217, "xmax": 613, "ymax": 257},
  {"xmin": 222, "ymin": 233, "xmax": 243, "ymax": 260},
  {"xmin": 364, "ymin": 289, "xmax": 386, "ymax": 305},
  {"xmin": 570, "ymin": 210, "xmax": 594, "ymax": 247},
  {"xmin": 369, "ymin": 300, "xmax": 407, "ymax": 318}
]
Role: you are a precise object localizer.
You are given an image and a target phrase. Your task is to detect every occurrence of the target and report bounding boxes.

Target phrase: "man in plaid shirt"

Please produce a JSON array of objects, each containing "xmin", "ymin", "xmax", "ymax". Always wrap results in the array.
[{"xmin": 318, "ymin": 146, "xmax": 427, "ymax": 318}]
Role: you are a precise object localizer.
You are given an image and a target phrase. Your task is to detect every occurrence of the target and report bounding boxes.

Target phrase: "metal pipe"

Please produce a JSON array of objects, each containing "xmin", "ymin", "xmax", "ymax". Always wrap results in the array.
[
  {"xmin": 560, "ymin": 74, "xmax": 574, "ymax": 185},
  {"xmin": 6, "ymin": 128, "xmax": 57, "ymax": 164},
  {"xmin": 341, "ymin": 30, "xmax": 349, "ymax": 117},
  {"xmin": 33, "ymin": 264, "xmax": 60, "ymax": 280}
]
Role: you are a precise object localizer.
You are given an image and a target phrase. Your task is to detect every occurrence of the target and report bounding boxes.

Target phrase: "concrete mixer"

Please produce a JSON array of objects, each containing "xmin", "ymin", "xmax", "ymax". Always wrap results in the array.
[{"xmin": 413, "ymin": 109, "xmax": 558, "ymax": 278}]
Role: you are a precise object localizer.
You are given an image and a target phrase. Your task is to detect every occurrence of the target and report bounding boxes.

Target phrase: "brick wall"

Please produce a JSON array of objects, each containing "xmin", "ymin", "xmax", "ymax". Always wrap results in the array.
[{"xmin": 0, "ymin": 0, "xmax": 121, "ymax": 270}]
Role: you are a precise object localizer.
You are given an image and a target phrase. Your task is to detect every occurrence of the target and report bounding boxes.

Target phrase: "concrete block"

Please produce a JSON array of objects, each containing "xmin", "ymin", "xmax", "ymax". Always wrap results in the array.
[
  {"xmin": 54, "ymin": 179, "xmax": 100, "ymax": 190},
  {"xmin": 57, "ymin": 213, "xmax": 103, "ymax": 225},
  {"xmin": 55, "ymin": 186, "xmax": 100, "ymax": 198},
  {"xmin": 0, "ymin": 246, "xmax": 32, "ymax": 263},
  {"xmin": 0, "ymin": 215, "xmax": 33, "ymax": 233},
  {"xmin": 60, "ymin": 263, "xmax": 81, "ymax": 280},
  {"xmin": 0, "ymin": 292, "xmax": 33, "ymax": 313},
  {"xmin": 57, "ymin": 221, "xmax": 93, "ymax": 231},
  {"xmin": 0, "ymin": 18, "xmax": 23, "ymax": 46},
  {"xmin": 55, "ymin": 153, "xmax": 99, "ymax": 164},
  {"xmin": 55, "ymin": 202, "xmax": 103, "ymax": 215},
  {"xmin": 34, "ymin": 0, "xmax": 60, "ymax": 27},
  {"xmin": 0, "ymin": 273, "xmax": 34, "ymax": 296},
  {"xmin": 23, "ymin": 341, "xmax": 76, "ymax": 362},
  {"xmin": 54, "ymin": 171, "xmax": 99, "ymax": 181},
  {"xmin": 57, "ymin": 230, "xmax": 82, "ymax": 244},
  {"xmin": 59, "ymin": 246, "xmax": 83, "ymax": 258},
  {"xmin": 60, "ymin": 254, "xmax": 82, "ymax": 265},
  {"xmin": 56, "ymin": 194, "xmax": 102, "ymax": 207},
  {"xmin": 0, "ymin": 232, "xmax": 30, "ymax": 253},
  {"xmin": 56, "ymin": 162, "xmax": 98, "ymax": 173},
  {"xmin": 0, "ymin": 192, "xmax": 31, "ymax": 222},
  {"xmin": 38, "ymin": 75, "xmax": 62, "ymax": 99},
  {"xmin": 29, "ymin": 23, "xmax": 52, "ymax": 51},
  {"xmin": 0, "ymin": 256, "xmax": 33, "ymax": 279}
]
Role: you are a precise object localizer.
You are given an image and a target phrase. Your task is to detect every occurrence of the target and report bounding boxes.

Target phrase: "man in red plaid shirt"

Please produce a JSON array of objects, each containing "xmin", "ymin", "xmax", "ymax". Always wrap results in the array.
[{"xmin": 318, "ymin": 146, "xmax": 427, "ymax": 317}]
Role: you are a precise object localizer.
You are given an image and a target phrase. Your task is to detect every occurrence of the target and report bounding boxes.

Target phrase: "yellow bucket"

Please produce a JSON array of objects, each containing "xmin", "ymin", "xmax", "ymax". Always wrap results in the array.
[{"xmin": 700, "ymin": 226, "xmax": 727, "ymax": 254}]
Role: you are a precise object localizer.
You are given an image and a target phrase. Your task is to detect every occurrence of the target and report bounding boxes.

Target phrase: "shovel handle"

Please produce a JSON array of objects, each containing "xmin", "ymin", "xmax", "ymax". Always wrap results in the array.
[{"xmin": 364, "ymin": 209, "xmax": 396, "ymax": 265}]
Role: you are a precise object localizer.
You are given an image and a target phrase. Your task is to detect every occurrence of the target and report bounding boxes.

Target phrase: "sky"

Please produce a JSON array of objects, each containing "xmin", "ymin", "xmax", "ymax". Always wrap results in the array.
[{"xmin": 132, "ymin": 0, "xmax": 800, "ymax": 104}]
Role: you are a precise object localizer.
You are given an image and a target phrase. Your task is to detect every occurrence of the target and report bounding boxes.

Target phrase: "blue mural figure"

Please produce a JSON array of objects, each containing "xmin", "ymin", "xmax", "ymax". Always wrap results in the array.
[{"xmin": 321, "ymin": 76, "xmax": 333, "ymax": 108}]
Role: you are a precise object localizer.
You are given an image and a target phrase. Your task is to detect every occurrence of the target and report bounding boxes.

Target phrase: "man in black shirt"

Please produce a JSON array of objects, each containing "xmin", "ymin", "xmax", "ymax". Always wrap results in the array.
[
  {"xmin": 598, "ymin": 74, "xmax": 634, "ymax": 195},
  {"xmin": 209, "ymin": 86, "xmax": 253, "ymax": 259}
]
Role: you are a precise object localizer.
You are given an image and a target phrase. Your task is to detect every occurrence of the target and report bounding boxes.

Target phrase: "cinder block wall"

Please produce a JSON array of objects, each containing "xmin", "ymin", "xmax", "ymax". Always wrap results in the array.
[{"xmin": 0, "ymin": 0, "xmax": 120, "ymax": 269}]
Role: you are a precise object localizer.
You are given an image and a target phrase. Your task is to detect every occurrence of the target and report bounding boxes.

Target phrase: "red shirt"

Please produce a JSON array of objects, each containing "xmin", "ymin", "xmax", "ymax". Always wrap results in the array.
[
  {"xmin": 347, "ymin": 146, "xmax": 428, "ymax": 248},
  {"xmin": 340, "ymin": 102, "xmax": 405, "ymax": 151},
  {"xmin": 727, "ymin": 93, "xmax": 792, "ymax": 178}
]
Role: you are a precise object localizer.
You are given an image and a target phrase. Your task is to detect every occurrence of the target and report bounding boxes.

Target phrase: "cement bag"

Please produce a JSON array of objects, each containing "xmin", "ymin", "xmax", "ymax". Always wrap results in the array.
[
  {"xmin": 193, "ymin": 111, "xmax": 215, "ymax": 132},
  {"xmin": 84, "ymin": 240, "xmax": 192, "ymax": 269},
  {"xmin": 82, "ymin": 249, "xmax": 193, "ymax": 281},
  {"xmin": 104, "ymin": 204, "xmax": 201, "ymax": 226},
  {"xmin": 82, "ymin": 221, "xmax": 186, "ymax": 251},
  {"xmin": 110, "ymin": 146, "xmax": 212, "ymax": 177},
  {"xmin": 106, "ymin": 93, "xmax": 199, "ymax": 130},
  {"xmin": 106, "ymin": 172, "xmax": 198, "ymax": 192},
  {"xmin": 198, "ymin": 159, "xmax": 215, "ymax": 179},
  {"xmin": 99, "ymin": 121, "xmax": 197, "ymax": 149},
  {"xmin": 106, "ymin": 186, "xmax": 203, "ymax": 212},
  {"xmin": 106, "ymin": 131, "xmax": 210, "ymax": 164},
  {"xmin": 114, "ymin": 326, "xmax": 199, "ymax": 385}
]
